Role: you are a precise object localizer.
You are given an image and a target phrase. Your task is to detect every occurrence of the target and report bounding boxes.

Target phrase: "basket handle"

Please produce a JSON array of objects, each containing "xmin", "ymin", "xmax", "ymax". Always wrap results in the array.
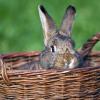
[{"xmin": 0, "ymin": 58, "xmax": 11, "ymax": 84}]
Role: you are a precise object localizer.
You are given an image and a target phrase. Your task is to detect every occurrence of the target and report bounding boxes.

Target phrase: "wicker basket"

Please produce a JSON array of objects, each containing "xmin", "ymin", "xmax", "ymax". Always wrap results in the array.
[{"xmin": 0, "ymin": 51, "xmax": 100, "ymax": 100}]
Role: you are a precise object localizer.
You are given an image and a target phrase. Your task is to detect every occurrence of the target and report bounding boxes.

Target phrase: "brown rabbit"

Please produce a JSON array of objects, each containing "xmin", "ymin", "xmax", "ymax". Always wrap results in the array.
[{"xmin": 38, "ymin": 5, "xmax": 100, "ymax": 69}]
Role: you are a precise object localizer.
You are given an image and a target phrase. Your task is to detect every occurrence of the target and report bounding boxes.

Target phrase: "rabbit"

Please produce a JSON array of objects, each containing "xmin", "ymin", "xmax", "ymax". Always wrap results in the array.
[
  {"xmin": 38, "ymin": 5, "xmax": 100, "ymax": 69},
  {"xmin": 38, "ymin": 5, "xmax": 82, "ymax": 69}
]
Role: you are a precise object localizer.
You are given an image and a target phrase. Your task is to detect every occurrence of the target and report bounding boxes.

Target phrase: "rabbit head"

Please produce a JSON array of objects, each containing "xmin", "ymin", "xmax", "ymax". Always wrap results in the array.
[{"xmin": 38, "ymin": 5, "xmax": 80, "ymax": 69}]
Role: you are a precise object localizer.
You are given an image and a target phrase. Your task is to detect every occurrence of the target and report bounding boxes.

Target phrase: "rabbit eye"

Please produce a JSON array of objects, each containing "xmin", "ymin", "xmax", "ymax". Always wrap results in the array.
[{"xmin": 50, "ymin": 45, "xmax": 56, "ymax": 52}]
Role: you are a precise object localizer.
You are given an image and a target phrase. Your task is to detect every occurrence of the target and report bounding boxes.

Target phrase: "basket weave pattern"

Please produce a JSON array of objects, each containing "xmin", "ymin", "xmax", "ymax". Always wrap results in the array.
[{"xmin": 0, "ymin": 51, "xmax": 100, "ymax": 100}]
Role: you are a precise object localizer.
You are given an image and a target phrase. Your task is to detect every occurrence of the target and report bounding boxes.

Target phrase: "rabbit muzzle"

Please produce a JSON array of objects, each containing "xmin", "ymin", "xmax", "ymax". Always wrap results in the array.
[{"xmin": 54, "ymin": 52, "xmax": 79, "ymax": 69}]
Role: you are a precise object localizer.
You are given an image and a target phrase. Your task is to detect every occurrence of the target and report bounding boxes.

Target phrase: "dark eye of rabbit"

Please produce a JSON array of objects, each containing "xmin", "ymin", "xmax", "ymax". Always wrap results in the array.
[{"xmin": 50, "ymin": 45, "xmax": 56, "ymax": 52}]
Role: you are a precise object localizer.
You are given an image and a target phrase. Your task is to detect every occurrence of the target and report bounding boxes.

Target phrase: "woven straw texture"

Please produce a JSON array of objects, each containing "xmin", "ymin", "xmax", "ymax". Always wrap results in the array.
[{"xmin": 0, "ymin": 51, "xmax": 100, "ymax": 100}]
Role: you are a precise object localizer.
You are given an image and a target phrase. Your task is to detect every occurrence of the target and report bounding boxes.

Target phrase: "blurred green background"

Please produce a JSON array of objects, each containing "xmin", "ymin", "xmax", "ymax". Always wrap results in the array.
[{"xmin": 0, "ymin": 0, "xmax": 100, "ymax": 54}]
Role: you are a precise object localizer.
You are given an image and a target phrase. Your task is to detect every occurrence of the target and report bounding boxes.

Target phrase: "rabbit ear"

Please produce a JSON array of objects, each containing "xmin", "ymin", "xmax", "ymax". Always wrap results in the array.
[
  {"xmin": 60, "ymin": 5, "xmax": 76, "ymax": 36},
  {"xmin": 38, "ymin": 5, "xmax": 57, "ymax": 45}
]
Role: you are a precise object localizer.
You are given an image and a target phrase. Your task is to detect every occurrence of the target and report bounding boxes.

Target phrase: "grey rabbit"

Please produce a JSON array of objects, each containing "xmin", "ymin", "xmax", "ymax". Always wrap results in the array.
[
  {"xmin": 38, "ymin": 5, "xmax": 81, "ymax": 69},
  {"xmin": 38, "ymin": 5, "xmax": 100, "ymax": 69}
]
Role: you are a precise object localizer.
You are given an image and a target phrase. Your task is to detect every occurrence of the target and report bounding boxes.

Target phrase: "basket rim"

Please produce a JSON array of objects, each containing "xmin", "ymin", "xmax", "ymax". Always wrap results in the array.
[{"xmin": 1, "ymin": 65, "xmax": 100, "ymax": 85}]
